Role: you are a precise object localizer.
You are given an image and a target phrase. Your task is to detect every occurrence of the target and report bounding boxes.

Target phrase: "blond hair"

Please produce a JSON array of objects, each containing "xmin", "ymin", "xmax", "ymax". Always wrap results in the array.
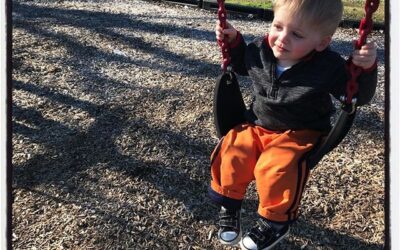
[{"xmin": 273, "ymin": 0, "xmax": 343, "ymax": 36}]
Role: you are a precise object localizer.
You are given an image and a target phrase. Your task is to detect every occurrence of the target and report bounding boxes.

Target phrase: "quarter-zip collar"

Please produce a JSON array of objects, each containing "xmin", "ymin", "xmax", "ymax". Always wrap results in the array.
[{"xmin": 264, "ymin": 33, "xmax": 318, "ymax": 79}]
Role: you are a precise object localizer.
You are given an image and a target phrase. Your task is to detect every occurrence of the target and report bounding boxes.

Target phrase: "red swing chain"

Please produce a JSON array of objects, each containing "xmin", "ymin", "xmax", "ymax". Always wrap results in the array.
[
  {"xmin": 217, "ymin": 0, "xmax": 231, "ymax": 72},
  {"xmin": 344, "ymin": 0, "xmax": 380, "ymax": 106}
]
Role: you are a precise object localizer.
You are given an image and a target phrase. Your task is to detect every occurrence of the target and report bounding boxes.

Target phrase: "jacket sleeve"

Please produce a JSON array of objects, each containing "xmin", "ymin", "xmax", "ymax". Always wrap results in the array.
[
  {"xmin": 354, "ymin": 61, "xmax": 378, "ymax": 106},
  {"xmin": 227, "ymin": 32, "xmax": 249, "ymax": 76},
  {"xmin": 329, "ymin": 58, "xmax": 378, "ymax": 106}
]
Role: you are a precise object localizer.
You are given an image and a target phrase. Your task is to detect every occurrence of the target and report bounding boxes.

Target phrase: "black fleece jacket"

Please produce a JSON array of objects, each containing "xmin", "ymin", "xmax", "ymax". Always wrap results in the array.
[{"xmin": 229, "ymin": 33, "xmax": 378, "ymax": 132}]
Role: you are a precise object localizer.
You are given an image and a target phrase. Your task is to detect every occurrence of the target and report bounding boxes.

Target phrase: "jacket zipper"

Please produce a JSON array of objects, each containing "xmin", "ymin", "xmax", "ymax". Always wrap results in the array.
[{"xmin": 270, "ymin": 64, "xmax": 279, "ymax": 99}]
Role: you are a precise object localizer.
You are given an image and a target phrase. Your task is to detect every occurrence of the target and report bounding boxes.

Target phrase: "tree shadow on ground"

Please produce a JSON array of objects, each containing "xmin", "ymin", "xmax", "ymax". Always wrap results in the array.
[
  {"xmin": 13, "ymin": 1, "xmax": 220, "ymax": 77},
  {"xmin": 13, "ymin": 80, "xmax": 217, "ymax": 247},
  {"xmin": 12, "ymin": 0, "xmax": 384, "ymax": 248},
  {"xmin": 13, "ymin": 79, "xmax": 213, "ymax": 214},
  {"xmin": 12, "ymin": 78, "xmax": 383, "ymax": 248}
]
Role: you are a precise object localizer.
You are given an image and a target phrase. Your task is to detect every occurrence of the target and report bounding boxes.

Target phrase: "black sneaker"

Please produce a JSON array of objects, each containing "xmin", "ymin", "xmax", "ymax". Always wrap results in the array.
[
  {"xmin": 217, "ymin": 206, "xmax": 242, "ymax": 245},
  {"xmin": 240, "ymin": 218, "xmax": 289, "ymax": 250}
]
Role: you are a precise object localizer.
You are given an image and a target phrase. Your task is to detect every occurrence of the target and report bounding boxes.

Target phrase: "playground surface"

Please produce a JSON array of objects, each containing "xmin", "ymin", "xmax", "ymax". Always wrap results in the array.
[{"xmin": 12, "ymin": 0, "xmax": 385, "ymax": 249}]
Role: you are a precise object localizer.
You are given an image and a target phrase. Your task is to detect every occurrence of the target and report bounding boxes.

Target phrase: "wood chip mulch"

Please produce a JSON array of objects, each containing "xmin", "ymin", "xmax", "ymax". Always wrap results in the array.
[{"xmin": 12, "ymin": 0, "xmax": 385, "ymax": 249}]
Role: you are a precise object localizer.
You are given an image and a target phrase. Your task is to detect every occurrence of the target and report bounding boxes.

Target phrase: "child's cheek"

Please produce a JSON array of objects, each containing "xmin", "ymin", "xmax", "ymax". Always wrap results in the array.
[{"xmin": 267, "ymin": 34, "xmax": 275, "ymax": 48}]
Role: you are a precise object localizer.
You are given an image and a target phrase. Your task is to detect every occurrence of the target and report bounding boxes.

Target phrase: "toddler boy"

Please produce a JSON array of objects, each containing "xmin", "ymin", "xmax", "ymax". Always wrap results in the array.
[{"xmin": 209, "ymin": 0, "xmax": 377, "ymax": 249}]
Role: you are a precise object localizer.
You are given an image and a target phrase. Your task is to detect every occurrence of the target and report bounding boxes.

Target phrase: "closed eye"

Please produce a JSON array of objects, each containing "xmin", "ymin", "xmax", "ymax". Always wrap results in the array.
[
  {"xmin": 273, "ymin": 24, "xmax": 283, "ymax": 31},
  {"xmin": 292, "ymin": 32, "xmax": 304, "ymax": 39}
]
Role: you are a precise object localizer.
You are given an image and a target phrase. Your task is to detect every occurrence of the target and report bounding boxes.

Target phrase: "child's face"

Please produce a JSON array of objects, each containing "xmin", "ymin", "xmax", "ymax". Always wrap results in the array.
[{"xmin": 268, "ymin": 7, "xmax": 331, "ymax": 67}]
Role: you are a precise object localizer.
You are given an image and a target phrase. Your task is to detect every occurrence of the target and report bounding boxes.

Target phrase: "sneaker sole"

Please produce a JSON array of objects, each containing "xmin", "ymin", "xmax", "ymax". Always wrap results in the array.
[
  {"xmin": 219, "ymin": 230, "xmax": 242, "ymax": 246},
  {"xmin": 239, "ymin": 228, "xmax": 290, "ymax": 250}
]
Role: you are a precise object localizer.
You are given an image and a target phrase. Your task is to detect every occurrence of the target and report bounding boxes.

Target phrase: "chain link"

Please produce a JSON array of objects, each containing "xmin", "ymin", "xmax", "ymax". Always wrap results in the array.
[
  {"xmin": 345, "ymin": 0, "xmax": 379, "ymax": 106},
  {"xmin": 217, "ymin": 0, "xmax": 231, "ymax": 72}
]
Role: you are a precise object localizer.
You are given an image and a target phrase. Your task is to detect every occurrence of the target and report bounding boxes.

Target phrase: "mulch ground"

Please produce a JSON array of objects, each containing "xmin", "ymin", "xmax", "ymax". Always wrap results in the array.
[{"xmin": 12, "ymin": 0, "xmax": 385, "ymax": 249}]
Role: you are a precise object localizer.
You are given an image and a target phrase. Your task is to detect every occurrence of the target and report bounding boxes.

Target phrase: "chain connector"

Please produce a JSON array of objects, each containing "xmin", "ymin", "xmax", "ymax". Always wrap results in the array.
[{"xmin": 340, "ymin": 96, "xmax": 358, "ymax": 114}]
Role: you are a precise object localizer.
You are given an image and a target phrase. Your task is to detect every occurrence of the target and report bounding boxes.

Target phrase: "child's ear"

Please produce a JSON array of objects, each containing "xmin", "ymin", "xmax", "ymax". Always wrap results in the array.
[{"xmin": 315, "ymin": 36, "xmax": 332, "ymax": 51}]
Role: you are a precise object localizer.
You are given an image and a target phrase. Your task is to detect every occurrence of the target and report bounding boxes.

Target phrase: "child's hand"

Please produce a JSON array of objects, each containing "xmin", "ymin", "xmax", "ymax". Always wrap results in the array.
[
  {"xmin": 215, "ymin": 21, "xmax": 238, "ymax": 44},
  {"xmin": 352, "ymin": 41, "xmax": 377, "ymax": 69}
]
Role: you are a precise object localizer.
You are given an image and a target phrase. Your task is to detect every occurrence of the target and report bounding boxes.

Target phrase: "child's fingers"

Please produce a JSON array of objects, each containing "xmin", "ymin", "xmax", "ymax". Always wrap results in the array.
[
  {"xmin": 215, "ymin": 29, "xmax": 224, "ymax": 41},
  {"xmin": 352, "ymin": 40, "xmax": 377, "ymax": 50},
  {"xmin": 215, "ymin": 26, "xmax": 237, "ymax": 42},
  {"xmin": 353, "ymin": 48, "xmax": 376, "ymax": 57},
  {"xmin": 215, "ymin": 21, "xmax": 224, "ymax": 40},
  {"xmin": 352, "ymin": 55, "xmax": 374, "ymax": 64},
  {"xmin": 215, "ymin": 20, "xmax": 237, "ymax": 43},
  {"xmin": 352, "ymin": 41, "xmax": 377, "ymax": 65},
  {"xmin": 359, "ymin": 42, "xmax": 377, "ymax": 54},
  {"xmin": 353, "ymin": 42, "xmax": 376, "ymax": 58},
  {"xmin": 359, "ymin": 41, "xmax": 376, "ymax": 49},
  {"xmin": 352, "ymin": 50, "xmax": 375, "ymax": 60},
  {"xmin": 222, "ymin": 28, "xmax": 237, "ymax": 36},
  {"xmin": 352, "ymin": 52, "xmax": 376, "ymax": 69},
  {"xmin": 215, "ymin": 20, "xmax": 233, "ymax": 29}
]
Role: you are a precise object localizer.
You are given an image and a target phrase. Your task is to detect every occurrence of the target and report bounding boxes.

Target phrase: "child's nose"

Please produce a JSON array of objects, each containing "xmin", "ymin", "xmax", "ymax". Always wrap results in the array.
[{"xmin": 278, "ymin": 31, "xmax": 289, "ymax": 44}]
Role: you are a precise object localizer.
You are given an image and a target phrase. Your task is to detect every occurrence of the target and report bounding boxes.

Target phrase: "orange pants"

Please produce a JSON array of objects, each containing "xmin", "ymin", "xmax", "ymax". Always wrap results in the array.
[{"xmin": 209, "ymin": 123, "xmax": 322, "ymax": 222}]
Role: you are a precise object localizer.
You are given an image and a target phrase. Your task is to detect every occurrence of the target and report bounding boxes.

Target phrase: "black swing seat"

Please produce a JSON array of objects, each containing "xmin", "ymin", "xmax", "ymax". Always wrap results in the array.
[
  {"xmin": 213, "ymin": 71, "xmax": 357, "ymax": 169},
  {"xmin": 213, "ymin": 71, "xmax": 247, "ymax": 138}
]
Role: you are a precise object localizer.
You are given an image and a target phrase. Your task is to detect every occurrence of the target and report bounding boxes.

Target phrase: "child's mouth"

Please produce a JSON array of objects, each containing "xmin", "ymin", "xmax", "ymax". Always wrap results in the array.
[{"xmin": 276, "ymin": 45, "xmax": 287, "ymax": 52}]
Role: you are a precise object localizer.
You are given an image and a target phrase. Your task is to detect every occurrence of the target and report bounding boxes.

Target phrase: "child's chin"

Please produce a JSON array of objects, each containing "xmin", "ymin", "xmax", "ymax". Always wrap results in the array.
[
  {"xmin": 273, "ymin": 49, "xmax": 288, "ymax": 57},
  {"xmin": 272, "ymin": 50, "xmax": 283, "ymax": 58},
  {"xmin": 274, "ymin": 53, "xmax": 287, "ymax": 61}
]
